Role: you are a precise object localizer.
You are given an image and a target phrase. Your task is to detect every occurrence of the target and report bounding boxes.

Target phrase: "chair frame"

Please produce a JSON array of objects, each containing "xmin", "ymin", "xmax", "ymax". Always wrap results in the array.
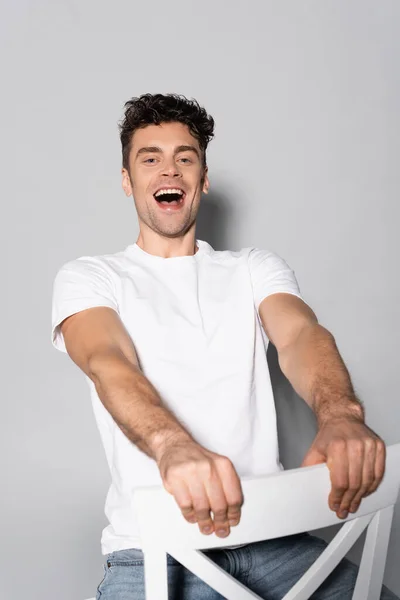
[{"xmin": 131, "ymin": 443, "xmax": 400, "ymax": 600}]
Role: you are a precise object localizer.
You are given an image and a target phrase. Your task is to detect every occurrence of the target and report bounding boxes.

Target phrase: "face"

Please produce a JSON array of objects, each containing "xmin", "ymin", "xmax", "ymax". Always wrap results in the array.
[{"xmin": 122, "ymin": 122, "xmax": 209, "ymax": 238}]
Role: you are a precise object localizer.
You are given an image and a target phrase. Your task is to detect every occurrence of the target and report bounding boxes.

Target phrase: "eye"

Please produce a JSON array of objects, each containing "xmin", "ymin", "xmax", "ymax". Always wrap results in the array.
[
  {"xmin": 144, "ymin": 158, "xmax": 156, "ymax": 164},
  {"xmin": 179, "ymin": 157, "xmax": 191, "ymax": 163}
]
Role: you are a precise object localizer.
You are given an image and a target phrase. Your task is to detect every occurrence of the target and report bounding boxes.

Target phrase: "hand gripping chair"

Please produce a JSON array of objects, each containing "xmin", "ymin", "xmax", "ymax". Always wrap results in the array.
[
  {"xmin": 86, "ymin": 442, "xmax": 400, "ymax": 600},
  {"xmin": 134, "ymin": 442, "xmax": 400, "ymax": 600}
]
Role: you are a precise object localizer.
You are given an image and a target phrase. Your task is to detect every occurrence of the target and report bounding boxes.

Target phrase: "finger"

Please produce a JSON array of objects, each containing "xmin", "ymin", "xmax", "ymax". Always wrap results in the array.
[
  {"xmin": 188, "ymin": 480, "xmax": 214, "ymax": 535},
  {"xmin": 217, "ymin": 461, "xmax": 244, "ymax": 527},
  {"xmin": 227, "ymin": 503, "xmax": 242, "ymax": 527},
  {"xmin": 338, "ymin": 441, "xmax": 364, "ymax": 518},
  {"xmin": 205, "ymin": 474, "xmax": 231, "ymax": 538},
  {"xmin": 365, "ymin": 439, "xmax": 386, "ymax": 496},
  {"xmin": 170, "ymin": 480, "xmax": 197, "ymax": 524},
  {"xmin": 349, "ymin": 441, "xmax": 376, "ymax": 513},
  {"xmin": 327, "ymin": 440, "xmax": 349, "ymax": 513}
]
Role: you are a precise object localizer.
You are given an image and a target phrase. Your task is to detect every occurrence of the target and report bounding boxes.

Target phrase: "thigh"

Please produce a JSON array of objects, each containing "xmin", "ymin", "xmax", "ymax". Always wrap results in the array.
[
  {"xmin": 242, "ymin": 532, "xmax": 353, "ymax": 599},
  {"xmin": 95, "ymin": 547, "xmax": 229, "ymax": 600},
  {"xmin": 243, "ymin": 532, "xmax": 398, "ymax": 600},
  {"xmin": 95, "ymin": 548, "xmax": 146, "ymax": 600},
  {"xmin": 173, "ymin": 548, "xmax": 229, "ymax": 600}
]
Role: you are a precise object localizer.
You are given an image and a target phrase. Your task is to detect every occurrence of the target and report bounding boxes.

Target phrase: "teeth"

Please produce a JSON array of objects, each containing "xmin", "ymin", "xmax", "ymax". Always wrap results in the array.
[{"xmin": 155, "ymin": 188, "xmax": 184, "ymax": 197}]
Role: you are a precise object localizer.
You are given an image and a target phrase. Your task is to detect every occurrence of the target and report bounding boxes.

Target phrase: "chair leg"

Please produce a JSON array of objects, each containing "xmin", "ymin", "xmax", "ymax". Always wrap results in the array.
[
  {"xmin": 352, "ymin": 506, "xmax": 394, "ymax": 600},
  {"xmin": 143, "ymin": 549, "xmax": 168, "ymax": 600}
]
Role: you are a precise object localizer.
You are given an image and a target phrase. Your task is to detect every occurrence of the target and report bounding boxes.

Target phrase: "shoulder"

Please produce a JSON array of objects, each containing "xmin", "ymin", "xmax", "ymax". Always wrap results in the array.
[
  {"xmin": 246, "ymin": 247, "xmax": 294, "ymax": 274},
  {"xmin": 201, "ymin": 242, "xmax": 290, "ymax": 274},
  {"xmin": 54, "ymin": 247, "xmax": 131, "ymax": 282},
  {"xmin": 201, "ymin": 242, "xmax": 256, "ymax": 263}
]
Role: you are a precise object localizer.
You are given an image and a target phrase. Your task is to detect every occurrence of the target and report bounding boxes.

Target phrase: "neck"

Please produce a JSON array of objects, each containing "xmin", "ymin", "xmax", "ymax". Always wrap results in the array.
[{"xmin": 136, "ymin": 228, "xmax": 198, "ymax": 258}]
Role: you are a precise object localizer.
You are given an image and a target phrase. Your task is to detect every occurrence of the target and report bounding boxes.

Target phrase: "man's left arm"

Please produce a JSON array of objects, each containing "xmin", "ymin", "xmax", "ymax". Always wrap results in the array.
[{"xmin": 259, "ymin": 292, "xmax": 386, "ymax": 520}]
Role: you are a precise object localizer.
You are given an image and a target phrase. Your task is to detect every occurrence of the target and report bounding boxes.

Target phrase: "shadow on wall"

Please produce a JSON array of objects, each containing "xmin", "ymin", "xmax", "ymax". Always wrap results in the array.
[
  {"xmin": 195, "ymin": 194, "xmax": 372, "ymax": 571},
  {"xmin": 267, "ymin": 342, "xmax": 318, "ymax": 469},
  {"xmin": 195, "ymin": 188, "xmax": 233, "ymax": 251},
  {"xmin": 196, "ymin": 188, "xmax": 321, "ymax": 468},
  {"xmin": 196, "ymin": 187, "xmax": 319, "ymax": 467},
  {"xmin": 267, "ymin": 343, "xmax": 368, "ymax": 565}
]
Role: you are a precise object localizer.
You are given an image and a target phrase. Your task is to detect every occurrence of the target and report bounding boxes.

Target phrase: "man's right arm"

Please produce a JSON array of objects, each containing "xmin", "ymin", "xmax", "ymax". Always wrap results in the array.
[{"xmin": 60, "ymin": 306, "xmax": 243, "ymax": 538}]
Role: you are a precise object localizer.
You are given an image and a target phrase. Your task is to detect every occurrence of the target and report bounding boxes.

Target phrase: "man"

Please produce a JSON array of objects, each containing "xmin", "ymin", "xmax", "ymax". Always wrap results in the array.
[{"xmin": 51, "ymin": 93, "xmax": 397, "ymax": 599}]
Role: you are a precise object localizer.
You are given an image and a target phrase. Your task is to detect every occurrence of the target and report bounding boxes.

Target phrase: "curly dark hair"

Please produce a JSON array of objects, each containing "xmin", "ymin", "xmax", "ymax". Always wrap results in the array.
[{"xmin": 118, "ymin": 93, "xmax": 215, "ymax": 173}]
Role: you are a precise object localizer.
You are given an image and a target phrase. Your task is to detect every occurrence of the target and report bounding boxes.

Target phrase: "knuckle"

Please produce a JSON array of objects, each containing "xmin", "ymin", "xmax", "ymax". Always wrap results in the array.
[
  {"xmin": 348, "ymin": 483, "xmax": 361, "ymax": 492},
  {"xmin": 350, "ymin": 439, "xmax": 364, "ymax": 453},
  {"xmin": 189, "ymin": 459, "xmax": 202, "ymax": 473},
  {"xmin": 215, "ymin": 455, "xmax": 232, "ymax": 471},
  {"xmin": 333, "ymin": 482, "xmax": 347, "ymax": 493},
  {"xmin": 330, "ymin": 496, "xmax": 342, "ymax": 505},
  {"xmin": 198, "ymin": 520, "xmax": 212, "ymax": 528},
  {"xmin": 213, "ymin": 508, "xmax": 228, "ymax": 519},
  {"xmin": 330, "ymin": 438, "xmax": 347, "ymax": 452},
  {"xmin": 364, "ymin": 476, "xmax": 375, "ymax": 488},
  {"xmin": 376, "ymin": 439, "xmax": 386, "ymax": 454},
  {"xmin": 356, "ymin": 487, "xmax": 368, "ymax": 498},
  {"xmin": 179, "ymin": 504, "xmax": 193, "ymax": 513},
  {"xmin": 198, "ymin": 460, "xmax": 213, "ymax": 478},
  {"xmin": 167, "ymin": 464, "xmax": 190, "ymax": 480},
  {"xmin": 217, "ymin": 453, "xmax": 230, "ymax": 463},
  {"xmin": 363, "ymin": 438, "xmax": 375, "ymax": 452},
  {"xmin": 184, "ymin": 514, "xmax": 197, "ymax": 523},
  {"xmin": 340, "ymin": 493, "xmax": 352, "ymax": 502},
  {"xmin": 196, "ymin": 509, "xmax": 211, "ymax": 521}
]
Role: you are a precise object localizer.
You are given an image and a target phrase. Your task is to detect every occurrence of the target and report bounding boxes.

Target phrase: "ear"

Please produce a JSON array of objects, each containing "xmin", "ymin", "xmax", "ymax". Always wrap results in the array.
[
  {"xmin": 122, "ymin": 168, "xmax": 132, "ymax": 197},
  {"xmin": 202, "ymin": 167, "xmax": 210, "ymax": 195}
]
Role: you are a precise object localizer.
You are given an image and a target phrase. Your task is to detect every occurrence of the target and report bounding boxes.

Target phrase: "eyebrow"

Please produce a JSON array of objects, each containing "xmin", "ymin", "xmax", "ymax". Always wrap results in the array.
[{"xmin": 136, "ymin": 145, "xmax": 200, "ymax": 159}]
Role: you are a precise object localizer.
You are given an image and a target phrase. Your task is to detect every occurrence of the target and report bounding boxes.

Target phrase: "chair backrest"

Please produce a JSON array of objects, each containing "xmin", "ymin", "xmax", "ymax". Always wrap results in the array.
[{"xmin": 132, "ymin": 442, "xmax": 400, "ymax": 600}]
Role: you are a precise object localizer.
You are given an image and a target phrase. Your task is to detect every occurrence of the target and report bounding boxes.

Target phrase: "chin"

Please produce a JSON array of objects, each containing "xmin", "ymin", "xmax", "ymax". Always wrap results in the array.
[
  {"xmin": 158, "ymin": 227, "xmax": 189, "ymax": 238},
  {"xmin": 154, "ymin": 220, "xmax": 193, "ymax": 238}
]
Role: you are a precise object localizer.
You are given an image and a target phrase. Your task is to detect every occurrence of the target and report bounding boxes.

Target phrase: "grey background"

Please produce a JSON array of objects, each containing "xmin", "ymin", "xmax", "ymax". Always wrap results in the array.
[{"xmin": 1, "ymin": 1, "xmax": 399, "ymax": 599}]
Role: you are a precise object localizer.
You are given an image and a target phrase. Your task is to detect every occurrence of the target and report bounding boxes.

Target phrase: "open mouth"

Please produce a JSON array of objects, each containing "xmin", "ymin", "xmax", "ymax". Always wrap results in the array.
[{"xmin": 153, "ymin": 188, "xmax": 186, "ymax": 207}]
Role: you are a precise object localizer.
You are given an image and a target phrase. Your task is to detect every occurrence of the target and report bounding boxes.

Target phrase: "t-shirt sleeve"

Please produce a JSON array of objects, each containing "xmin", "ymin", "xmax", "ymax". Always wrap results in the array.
[
  {"xmin": 51, "ymin": 257, "xmax": 119, "ymax": 353},
  {"xmin": 248, "ymin": 248, "xmax": 307, "ymax": 312}
]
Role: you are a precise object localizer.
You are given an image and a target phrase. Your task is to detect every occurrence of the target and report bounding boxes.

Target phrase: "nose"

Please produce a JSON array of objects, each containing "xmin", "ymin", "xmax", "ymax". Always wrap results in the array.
[{"xmin": 161, "ymin": 158, "xmax": 182, "ymax": 178}]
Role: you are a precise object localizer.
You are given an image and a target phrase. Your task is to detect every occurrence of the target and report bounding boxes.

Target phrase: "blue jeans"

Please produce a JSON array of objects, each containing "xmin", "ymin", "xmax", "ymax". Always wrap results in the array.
[{"xmin": 95, "ymin": 532, "xmax": 398, "ymax": 599}]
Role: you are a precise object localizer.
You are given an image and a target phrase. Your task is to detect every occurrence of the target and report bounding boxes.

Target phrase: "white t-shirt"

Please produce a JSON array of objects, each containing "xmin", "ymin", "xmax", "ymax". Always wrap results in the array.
[{"xmin": 51, "ymin": 239, "xmax": 307, "ymax": 554}]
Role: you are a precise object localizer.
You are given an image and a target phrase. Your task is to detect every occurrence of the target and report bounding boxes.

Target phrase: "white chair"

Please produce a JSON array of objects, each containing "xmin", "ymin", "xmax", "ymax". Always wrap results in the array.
[{"xmin": 129, "ymin": 442, "xmax": 400, "ymax": 600}]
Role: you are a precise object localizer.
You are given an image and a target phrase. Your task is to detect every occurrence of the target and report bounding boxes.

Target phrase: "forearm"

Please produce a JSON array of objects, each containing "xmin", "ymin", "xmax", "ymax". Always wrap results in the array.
[
  {"xmin": 89, "ymin": 350, "xmax": 193, "ymax": 461},
  {"xmin": 278, "ymin": 323, "xmax": 365, "ymax": 427}
]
